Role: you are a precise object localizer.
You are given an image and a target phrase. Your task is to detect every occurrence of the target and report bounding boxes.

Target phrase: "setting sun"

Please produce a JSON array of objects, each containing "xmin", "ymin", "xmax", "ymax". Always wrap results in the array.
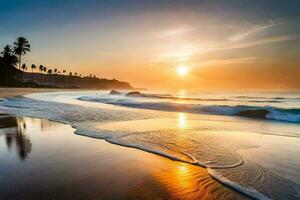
[
  {"xmin": 177, "ymin": 66, "xmax": 188, "ymax": 76},
  {"xmin": 1, "ymin": 1, "xmax": 300, "ymax": 199}
]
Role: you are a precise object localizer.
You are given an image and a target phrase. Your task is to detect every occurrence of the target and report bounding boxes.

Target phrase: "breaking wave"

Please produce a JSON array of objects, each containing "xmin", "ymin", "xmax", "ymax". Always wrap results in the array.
[{"xmin": 78, "ymin": 95, "xmax": 300, "ymax": 123}]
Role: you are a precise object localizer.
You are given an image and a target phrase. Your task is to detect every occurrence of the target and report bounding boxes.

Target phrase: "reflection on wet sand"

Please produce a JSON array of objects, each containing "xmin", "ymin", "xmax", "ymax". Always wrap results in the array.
[
  {"xmin": 0, "ymin": 115, "xmax": 247, "ymax": 200},
  {"xmin": 0, "ymin": 116, "xmax": 32, "ymax": 160}
]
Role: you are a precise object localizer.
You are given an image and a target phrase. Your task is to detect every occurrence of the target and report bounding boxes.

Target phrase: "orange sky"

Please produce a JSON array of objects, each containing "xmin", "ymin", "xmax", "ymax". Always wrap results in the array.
[{"xmin": 1, "ymin": 1, "xmax": 300, "ymax": 90}]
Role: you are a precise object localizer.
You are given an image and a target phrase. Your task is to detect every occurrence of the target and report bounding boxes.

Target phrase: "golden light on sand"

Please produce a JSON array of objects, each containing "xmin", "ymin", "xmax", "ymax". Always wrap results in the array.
[{"xmin": 177, "ymin": 66, "xmax": 188, "ymax": 76}]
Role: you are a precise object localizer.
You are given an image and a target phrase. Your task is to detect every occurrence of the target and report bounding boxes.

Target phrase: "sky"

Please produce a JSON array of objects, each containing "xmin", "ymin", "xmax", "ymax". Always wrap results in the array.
[{"xmin": 1, "ymin": 0, "xmax": 300, "ymax": 90}]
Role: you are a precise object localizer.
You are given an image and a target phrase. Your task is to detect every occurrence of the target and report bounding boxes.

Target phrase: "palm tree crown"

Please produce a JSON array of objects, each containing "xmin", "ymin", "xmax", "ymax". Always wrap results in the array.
[
  {"xmin": 31, "ymin": 64, "xmax": 36, "ymax": 71},
  {"xmin": 39, "ymin": 65, "xmax": 44, "ymax": 72},
  {"xmin": 13, "ymin": 37, "xmax": 30, "ymax": 70},
  {"xmin": 21, "ymin": 64, "xmax": 27, "ymax": 71},
  {"xmin": 1, "ymin": 45, "xmax": 18, "ymax": 67},
  {"xmin": 1, "ymin": 45, "xmax": 13, "ymax": 57},
  {"xmin": 30, "ymin": 64, "xmax": 36, "ymax": 82}
]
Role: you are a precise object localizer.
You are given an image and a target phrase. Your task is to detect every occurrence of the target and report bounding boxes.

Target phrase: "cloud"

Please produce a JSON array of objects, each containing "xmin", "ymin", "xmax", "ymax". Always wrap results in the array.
[
  {"xmin": 154, "ymin": 25, "xmax": 196, "ymax": 38},
  {"xmin": 198, "ymin": 57, "xmax": 261, "ymax": 67},
  {"xmin": 228, "ymin": 21, "xmax": 279, "ymax": 42},
  {"xmin": 207, "ymin": 34, "xmax": 300, "ymax": 52},
  {"xmin": 230, "ymin": 34, "xmax": 300, "ymax": 49}
]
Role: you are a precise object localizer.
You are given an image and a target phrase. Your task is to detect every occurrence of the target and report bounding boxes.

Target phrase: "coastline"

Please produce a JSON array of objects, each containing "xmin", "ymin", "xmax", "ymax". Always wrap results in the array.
[
  {"xmin": 0, "ymin": 88, "xmax": 248, "ymax": 199},
  {"xmin": 0, "ymin": 87, "xmax": 80, "ymax": 99}
]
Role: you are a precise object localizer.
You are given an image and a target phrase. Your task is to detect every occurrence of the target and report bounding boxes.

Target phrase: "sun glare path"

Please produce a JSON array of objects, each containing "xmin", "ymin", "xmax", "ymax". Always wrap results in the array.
[{"xmin": 178, "ymin": 113, "xmax": 187, "ymax": 129}]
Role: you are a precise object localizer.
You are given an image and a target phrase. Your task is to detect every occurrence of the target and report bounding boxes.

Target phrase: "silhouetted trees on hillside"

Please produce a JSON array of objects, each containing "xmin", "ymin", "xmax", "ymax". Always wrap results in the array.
[{"xmin": 0, "ymin": 37, "xmax": 133, "ymax": 89}]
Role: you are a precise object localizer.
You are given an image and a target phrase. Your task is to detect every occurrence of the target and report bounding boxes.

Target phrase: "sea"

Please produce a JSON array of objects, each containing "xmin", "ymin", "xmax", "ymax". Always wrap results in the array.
[{"xmin": 1, "ymin": 90, "xmax": 300, "ymax": 200}]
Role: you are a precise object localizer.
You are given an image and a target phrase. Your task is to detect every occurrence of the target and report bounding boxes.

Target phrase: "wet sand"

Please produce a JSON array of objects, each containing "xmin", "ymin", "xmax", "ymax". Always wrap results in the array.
[
  {"xmin": 0, "ymin": 115, "xmax": 249, "ymax": 200},
  {"xmin": 0, "ymin": 88, "xmax": 248, "ymax": 199},
  {"xmin": 0, "ymin": 88, "xmax": 77, "ymax": 99}
]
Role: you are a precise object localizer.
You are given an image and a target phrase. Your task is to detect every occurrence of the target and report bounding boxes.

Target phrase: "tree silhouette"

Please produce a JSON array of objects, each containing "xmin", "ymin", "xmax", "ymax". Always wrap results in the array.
[
  {"xmin": 39, "ymin": 65, "xmax": 44, "ymax": 84},
  {"xmin": 43, "ymin": 66, "xmax": 47, "ymax": 87},
  {"xmin": 54, "ymin": 68, "xmax": 58, "ymax": 87},
  {"xmin": 21, "ymin": 64, "xmax": 27, "ymax": 82},
  {"xmin": 0, "ymin": 45, "xmax": 18, "ymax": 85},
  {"xmin": 21, "ymin": 63, "xmax": 27, "ymax": 71},
  {"xmin": 31, "ymin": 64, "xmax": 36, "ymax": 82},
  {"xmin": 47, "ymin": 69, "xmax": 52, "ymax": 85},
  {"xmin": 13, "ymin": 37, "xmax": 30, "ymax": 81}
]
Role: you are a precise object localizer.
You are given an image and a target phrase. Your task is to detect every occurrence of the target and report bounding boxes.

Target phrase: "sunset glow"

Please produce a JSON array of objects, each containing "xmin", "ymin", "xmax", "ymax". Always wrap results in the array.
[
  {"xmin": 177, "ymin": 66, "xmax": 188, "ymax": 76},
  {"xmin": 1, "ymin": 1, "xmax": 300, "ymax": 90},
  {"xmin": 1, "ymin": 2, "xmax": 300, "ymax": 199}
]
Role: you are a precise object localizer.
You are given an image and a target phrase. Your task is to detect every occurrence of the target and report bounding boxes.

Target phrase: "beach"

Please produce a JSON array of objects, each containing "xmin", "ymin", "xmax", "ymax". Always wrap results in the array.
[
  {"xmin": 0, "ymin": 88, "xmax": 79, "ymax": 99},
  {"xmin": 1, "ymin": 88, "xmax": 300, "ymax": 200},
  {"xmin": 0, "ymin": 88, "xmax": 247, "ymax": 200},
  {"xmin": 2, "ymin": 1, "xmax": 300, "ymax": 199}
]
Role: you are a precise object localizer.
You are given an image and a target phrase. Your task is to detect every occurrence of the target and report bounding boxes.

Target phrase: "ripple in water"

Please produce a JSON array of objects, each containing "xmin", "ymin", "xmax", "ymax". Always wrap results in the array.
[{"xmin": 1, "ymin": 92, "xmax": 300, "ymax": 199}]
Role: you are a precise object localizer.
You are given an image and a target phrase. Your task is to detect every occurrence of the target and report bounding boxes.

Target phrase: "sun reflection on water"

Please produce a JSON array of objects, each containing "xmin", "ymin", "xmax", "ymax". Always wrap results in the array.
[{"xmin": 178, "ymin": 113, "xmax": 187, "ymax": 129}]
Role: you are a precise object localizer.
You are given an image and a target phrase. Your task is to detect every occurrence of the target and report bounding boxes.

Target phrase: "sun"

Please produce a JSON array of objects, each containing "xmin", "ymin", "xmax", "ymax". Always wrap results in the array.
[{"xmin": 177, "ymin": 66, "xmax": 188, "ymax": 76}]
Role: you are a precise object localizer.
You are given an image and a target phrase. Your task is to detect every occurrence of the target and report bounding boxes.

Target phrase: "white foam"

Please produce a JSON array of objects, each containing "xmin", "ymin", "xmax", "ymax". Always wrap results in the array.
[{"xmin": 208, "ymin": 168, "xmax": 272, "ymax": 200}]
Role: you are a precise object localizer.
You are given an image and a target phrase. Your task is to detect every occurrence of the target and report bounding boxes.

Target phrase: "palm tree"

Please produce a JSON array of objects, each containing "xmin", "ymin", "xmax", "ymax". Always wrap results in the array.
[
  {"xmin": 1, "ymin": 45, "xmax": 18, "ymax": 84},
  {"xmin": 47, "ymin": 69, "xmax": 53, "ymax": 86},
  {"xmin": 13, "ymin": 37, "xmax": 30, "ymax": 71},
  {"xmin": 39, "ymin": 65, "xmax": 44, "ymax": 85},
  {"xmin": 53, "ymin": 68, "xmax": 58, "ymax": 86},
  {"xmin": 1, "ymin": 45, "xmax": 18, "ymax": 67},
  {"xmin": 1, "ymin": 45, "xmax": 13, "ymax": 58},
  {"xmin": 21, "ymin": 64, "xmax": 27, "ymax": 82},
  {"xmin": 21, "ymin": 64, "xmax": 27, "ymax": 71},
  {"xmin": 43, "ymin": 66, "xmax": 47, "ymax": 87},
  {"xmin": 31, "ymin": 64, "xmax": 36, "ymax": 82}
]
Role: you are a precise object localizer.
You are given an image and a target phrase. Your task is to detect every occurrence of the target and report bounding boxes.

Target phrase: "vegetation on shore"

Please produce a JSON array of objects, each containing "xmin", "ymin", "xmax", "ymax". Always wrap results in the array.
[{"xmin": 0, "ymin": 37, "xmax": 133, "ymax": 89}]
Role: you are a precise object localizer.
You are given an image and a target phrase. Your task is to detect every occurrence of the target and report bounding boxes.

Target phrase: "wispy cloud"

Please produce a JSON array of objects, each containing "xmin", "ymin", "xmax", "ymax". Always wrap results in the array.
[
  {"xmin": 208, "ymin": 34, "xmax": 300, "ymax": 52},
  {"xmin": 198, "ymin": 57, "xmax": 261, "ymax": 67},
  {"xmin": 230, "ymin": 34, "xmax": 300, "ymax": 49},
  {"xmin": 228, "ymin": 21, "xmax": 279, "ymax": 42},
  {"xmin": 154, "ymin": 25, "xmax": 196, "ymax": 38}
]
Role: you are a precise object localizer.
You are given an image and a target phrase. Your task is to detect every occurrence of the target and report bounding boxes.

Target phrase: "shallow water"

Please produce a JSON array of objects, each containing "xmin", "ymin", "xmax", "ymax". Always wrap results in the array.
[
  {"xmin": 1, "ymin": 91, "xmax": 300, "ymax": 199},
  {"xmin": 0, "ymin": 115, "xmax": 246, "ymax": 200}
]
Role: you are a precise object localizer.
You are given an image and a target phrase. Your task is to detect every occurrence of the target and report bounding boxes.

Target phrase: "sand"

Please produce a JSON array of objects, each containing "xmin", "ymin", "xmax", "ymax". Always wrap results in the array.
[
  {"xmin": 0, "ymin": 88, "xmax": 248, "ymax": 200},
  {"xmin": 0, "ymin": 87, "xmax": 77, "ymax": 98}
]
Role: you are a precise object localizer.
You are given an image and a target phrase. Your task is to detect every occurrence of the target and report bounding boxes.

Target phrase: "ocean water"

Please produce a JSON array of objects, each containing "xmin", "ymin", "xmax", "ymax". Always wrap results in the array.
[{"xmin": 0, "ymin": 90, "xmax": 300, "ymax": 199}]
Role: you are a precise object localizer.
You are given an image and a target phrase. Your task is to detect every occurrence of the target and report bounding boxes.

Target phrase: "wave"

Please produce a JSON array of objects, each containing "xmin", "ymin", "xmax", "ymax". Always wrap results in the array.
[
  {"xmin": 123, "ymin": 91, "xmax": 230, "ymax": 101},
  {"xmin": 110, "ymin": 91, "xmax": 299, "ymax": 103},
  {"xmin": 236, "ymin": 95, "xmax": 300, "ymax": 101},
  {"xmin": 2, "ymin": 93, "xmax": 300, "ymax": 200},
  {"xmin": 78, "ymin": 96, "xmax": 300, "ymax": 123},
  {"xmin": 124, "ymin": 91, "xmax": 299, "ymax": 102}
]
